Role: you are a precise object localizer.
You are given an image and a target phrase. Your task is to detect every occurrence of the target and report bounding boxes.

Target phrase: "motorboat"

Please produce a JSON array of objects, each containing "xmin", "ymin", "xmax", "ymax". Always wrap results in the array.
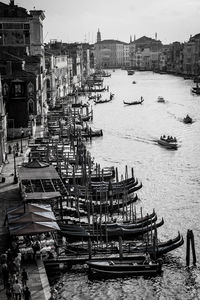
[
  {"xmin": 157, "ymin": 96, "xmax": 165, "ymax": 103},
  {"xmin": 157, "ymin": 136, "xmax": 178, "ymax": 150},
  {"xmin": 127, "ymin": 70, "xmax": 135, "ymax": 75},
  {"xmin": 183, "ymin": 114, "xmax": 192, "ymax": 124}
]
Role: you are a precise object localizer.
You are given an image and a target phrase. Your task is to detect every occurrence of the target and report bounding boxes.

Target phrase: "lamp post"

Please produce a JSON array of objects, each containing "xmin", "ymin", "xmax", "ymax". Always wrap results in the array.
[
  {"xmin": 13, "ymin": 145, "xmax": 18, "ymax": 184},
  {"xmin": 20, "ymin": 129, "xmax": 24, "ymax": 154}
]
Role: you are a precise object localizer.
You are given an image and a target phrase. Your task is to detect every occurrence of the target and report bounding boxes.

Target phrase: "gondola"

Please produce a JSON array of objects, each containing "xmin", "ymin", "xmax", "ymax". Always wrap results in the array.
[
  {"xmin": 106, "ymin": 218, "xmax": 164, "ymax": 240},
  {"xmin": 94, "ymin": 98, "xmax": 112, "ymax": 104},
  {"xmin": 101, "ymin": 214, "xmax": 158, "ymax": 230},
  {"xmin": 87, "ymin": 257, "xmax": 162, "ymax": 277},
  {"xmin": 79, "ymin": 193, "xmax": 139, "ymax": 214},
  {"xmin": 69, "ymin": 176, "xmax": 141, "ymax": 198},
  {"xmin": 127, "ymin": 232, "xmax": 184, "ymax": 257},
  {"xmin": 123, "ymin": 98, "xmax": 144, "ymax": 105},
  {"xmin": 71, "ymin": 180, "xmax": 142, "ymax": 202}
]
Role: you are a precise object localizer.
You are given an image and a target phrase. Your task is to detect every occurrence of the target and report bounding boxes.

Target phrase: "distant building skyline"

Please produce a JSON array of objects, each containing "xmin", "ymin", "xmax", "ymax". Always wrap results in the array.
[{"xmin": 2, "ymin": 0, "xmax": 199, "ymax": 45}]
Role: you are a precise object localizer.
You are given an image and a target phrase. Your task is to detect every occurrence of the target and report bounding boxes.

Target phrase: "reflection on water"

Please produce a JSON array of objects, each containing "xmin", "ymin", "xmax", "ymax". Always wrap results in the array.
[{"xmin": 53, "ymin": 71, "xmax": 200, "ymax": 299}]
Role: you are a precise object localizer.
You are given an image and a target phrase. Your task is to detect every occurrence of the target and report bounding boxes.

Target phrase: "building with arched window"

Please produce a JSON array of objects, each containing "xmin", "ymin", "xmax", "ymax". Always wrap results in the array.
[{"xmin": 0, "ymin": 0, "xmax": 47, "ymax": 138}]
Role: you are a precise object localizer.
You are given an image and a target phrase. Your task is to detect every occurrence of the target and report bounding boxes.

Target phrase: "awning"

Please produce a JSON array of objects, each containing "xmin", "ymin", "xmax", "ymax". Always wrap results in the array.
[
  {"xmin": 9, "ymin": 221, "xmax": 60, "ymax": 236},
  {"xmin": 8, "ymin": 211, "xmax": 56, "ymax": 224},
  {"xmin": 18, "ymin": 165, "xmax": 60, "ymax": 180},
  {"xmin": 24, "ymin": 192, "xmax": 61, "ymax": 200},
  {"xmin": 7, "ymin": 203, "xmax": 52, "ymax": 215}
]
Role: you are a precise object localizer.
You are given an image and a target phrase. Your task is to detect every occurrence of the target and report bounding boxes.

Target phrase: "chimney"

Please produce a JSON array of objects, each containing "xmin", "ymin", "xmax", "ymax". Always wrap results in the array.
[{"xmin": 10, "ymin": 0, "xmax": 14, "ymax": 6}]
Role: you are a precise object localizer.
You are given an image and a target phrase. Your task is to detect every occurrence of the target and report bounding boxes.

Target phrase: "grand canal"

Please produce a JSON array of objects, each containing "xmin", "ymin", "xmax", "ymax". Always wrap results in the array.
[{"xmin": 55, "ymin": 71, "xmax": 200, "ymax": 299}]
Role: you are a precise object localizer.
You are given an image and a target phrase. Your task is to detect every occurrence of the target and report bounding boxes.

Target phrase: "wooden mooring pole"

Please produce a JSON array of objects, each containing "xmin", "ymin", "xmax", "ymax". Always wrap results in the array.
[{"xmin": 186, "ymin": 229, "xmax": 196, "ymax": 267}]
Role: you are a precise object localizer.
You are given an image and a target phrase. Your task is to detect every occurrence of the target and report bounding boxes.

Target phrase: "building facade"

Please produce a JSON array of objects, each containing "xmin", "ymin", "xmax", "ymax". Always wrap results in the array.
[{"xmin": 0, "ymin": 0, "xmax": 46, "ymax": 138}]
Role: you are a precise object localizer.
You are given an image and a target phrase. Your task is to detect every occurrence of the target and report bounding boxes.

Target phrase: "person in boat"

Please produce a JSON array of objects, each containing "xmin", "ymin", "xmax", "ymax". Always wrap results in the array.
[
  {"xmin": 160, "ymin": 135, "xmax": 165, "ymax": 140},
  {"xmin": 144, "ymin": 252, "xmax": 151, "ymax": 264},
  {"xmin": 167, "ymin": 135, "xmax": 170, "ymax": 141}
]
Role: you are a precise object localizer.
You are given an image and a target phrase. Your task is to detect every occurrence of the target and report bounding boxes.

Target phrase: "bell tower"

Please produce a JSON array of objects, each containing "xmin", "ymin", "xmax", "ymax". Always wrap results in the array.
[{"xmin": 97, "ymin": 29, "xmax": 101, "ymax": 43}]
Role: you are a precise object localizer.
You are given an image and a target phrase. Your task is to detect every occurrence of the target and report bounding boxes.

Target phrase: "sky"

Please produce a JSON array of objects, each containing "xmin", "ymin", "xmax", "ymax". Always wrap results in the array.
[{"xmin": 5, "ymin": 0, "xmax": 200, "ymax": 44}]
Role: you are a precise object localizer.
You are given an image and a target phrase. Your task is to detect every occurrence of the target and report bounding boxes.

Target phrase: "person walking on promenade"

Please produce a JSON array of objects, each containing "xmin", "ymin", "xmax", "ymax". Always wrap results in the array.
[
  {"xmin": 16, "ymin": 142, "xmax": 19, "ymax": 153},
  {"xmin": 5, "ymin": 152, "xmax": 9, "ymax": 163},
  {"xmin": 23, "ymin": 286, "xmax": 31, "ymax": 300},
  {"xmin": 1, "ymin": 261, "xmax": 9, "ymax": 288},
  {"xmin": 14, "ymin": 252, "xmax": 21, "ymax": 275},
  {"xmin": 8, "ymin": 144, "xmax": 12, "ymax": 154},
  {"xmin": 21, "ymin": 268, "xmax": 28, "ymax": 287},
  {"xmin": 5, "ymin": 283, "xmax": 12, "ymax": 300},
  {"xmin": 13, "ymin": 280, "xmax": 22, "ymax": 300}
]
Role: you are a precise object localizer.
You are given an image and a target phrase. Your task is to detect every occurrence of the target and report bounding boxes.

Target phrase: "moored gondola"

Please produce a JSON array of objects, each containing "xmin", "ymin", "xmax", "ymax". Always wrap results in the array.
[{"xmin": 87, "ymin": 257, "xmax": 162, "ymax": 278}]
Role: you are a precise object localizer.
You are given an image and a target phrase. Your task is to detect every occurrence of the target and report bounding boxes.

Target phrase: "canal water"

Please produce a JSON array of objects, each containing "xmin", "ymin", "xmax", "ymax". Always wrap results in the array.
[{"xmin": 54, "ymin": 71, "xmax": 200, "ymax": 299}]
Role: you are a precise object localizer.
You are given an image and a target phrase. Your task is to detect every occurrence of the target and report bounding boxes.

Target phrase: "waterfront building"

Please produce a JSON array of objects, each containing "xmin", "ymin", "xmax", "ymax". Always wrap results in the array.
[
  {"xmin": 95, "ymin": 38, "xmax": 127, "ymax": 69},
  {"xmin": 45, "ymin": 42, "xmax": 73, "ymax": 108},
  {"xmin": 123, "ymin": 44, "xmax": 130, "ymax": 68},
  {"xmin": 0, "ymin": 0, "xmax": 47, "ymax": 137},
  {"xmin": 183, "ymin": 34, "xmax": 200, "ymax": 76},
  {"xmin": 45, "ymin": 40, "xmax": 92, "ymax": 93},
  {"xmin": 129, "ymin": 36, "xmax": 163, "ymax": 70},
  {"xmin": 129, "ymin": 43, "xmax": 136, "ymax": 69},
  {"xmin": 60, "ymin": 43, "xmax": 82, "ymax": 89},
  {"xmin": 1, "ymin": 52, "xmax": 39, "ymax": 138},
  {"xmin": 165, "ymin": 42, "xmax": 183, "ymax": 75},
  {"xmin": 132, "ymin": 35, "xmax": 163, "ymax": 52},
  {"xmin": 89, "ymin": 44, "xmax": 95, "ymax": 73}
]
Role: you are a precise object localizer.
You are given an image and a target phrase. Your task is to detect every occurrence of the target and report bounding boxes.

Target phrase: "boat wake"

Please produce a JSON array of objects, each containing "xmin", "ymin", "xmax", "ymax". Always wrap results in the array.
[{"xmin": 124, "ymin": 134, "xmax": 156, "ymax": 145}]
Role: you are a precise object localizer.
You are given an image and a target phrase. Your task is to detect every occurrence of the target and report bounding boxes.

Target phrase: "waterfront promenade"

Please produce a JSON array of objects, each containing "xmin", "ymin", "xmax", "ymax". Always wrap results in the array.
[{"xmin": 0, "ymin": 126, "xmax": 51, "ymax": 300}]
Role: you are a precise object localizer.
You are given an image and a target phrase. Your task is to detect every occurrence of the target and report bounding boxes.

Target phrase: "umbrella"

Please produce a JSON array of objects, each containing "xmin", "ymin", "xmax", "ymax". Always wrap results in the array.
[
  {"xmin": 7, "ymin": 203, "xmax": 52, "ymax": 215},
  {"xmin": 9, "ymin": 221, "xmax": 60, "ymax": 236},
  {"xmin": 8, "ymin": 211, "xmax": 56, "ymax": 224}
]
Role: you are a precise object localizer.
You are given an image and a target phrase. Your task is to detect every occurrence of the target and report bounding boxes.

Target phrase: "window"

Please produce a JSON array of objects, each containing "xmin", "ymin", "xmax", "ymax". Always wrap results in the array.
[
  {"xmin": 11, "ymin": 82, "xmax": 25, "ymax": 97},
  {"xmin": 24, "ymin": 23, "xmax": 30, "ymax": 29},
  {"xmin": 15, "ymin": 84, "xmax": 22, "ymax": 96},
  {"xmin": 3, "ymin": 23, "xmax": 23, "ymax": 29}
]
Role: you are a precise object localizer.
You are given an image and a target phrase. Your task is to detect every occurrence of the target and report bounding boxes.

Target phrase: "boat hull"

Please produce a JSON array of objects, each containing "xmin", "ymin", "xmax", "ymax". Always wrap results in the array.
[
  {"xmin": 87, "ymin": 259, "xmax": 162, "ymax": 277},
  {"xmin": 157, "ymin": 139, "xmax": 177, "ymax": 150}
]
